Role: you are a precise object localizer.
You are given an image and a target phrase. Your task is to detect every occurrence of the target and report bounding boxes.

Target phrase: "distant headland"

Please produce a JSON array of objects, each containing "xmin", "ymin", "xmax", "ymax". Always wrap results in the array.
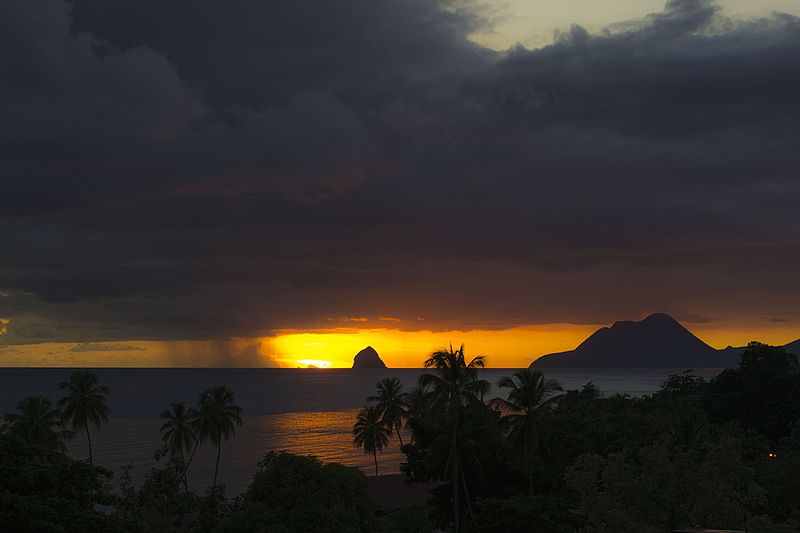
[{"xmin": 531, "ymin": 312, "xmax": 799, "ymax": 369}]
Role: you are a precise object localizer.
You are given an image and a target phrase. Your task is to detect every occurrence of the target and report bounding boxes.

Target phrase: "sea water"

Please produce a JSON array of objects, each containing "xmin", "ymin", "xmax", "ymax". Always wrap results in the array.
[{"xmin": 0, "ymin": 367, "xmax": 721, "ymax": 495}]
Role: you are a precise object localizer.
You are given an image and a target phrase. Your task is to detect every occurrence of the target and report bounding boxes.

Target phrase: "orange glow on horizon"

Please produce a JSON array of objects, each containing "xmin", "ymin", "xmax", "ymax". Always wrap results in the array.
[
  {"xmin": 691, "ymin": 324, "xmax": 800, "ymax": 350},
  {"xmin": 265, "ymin": 324, "xmax": 601, "ymax": 368},
  {"xmin": 263, "ymin": 321, "xmax": 800, "ymax": 368},
  {"xmin": 0, "ymin": 321, "xmax": 797, "ymax": 367}
]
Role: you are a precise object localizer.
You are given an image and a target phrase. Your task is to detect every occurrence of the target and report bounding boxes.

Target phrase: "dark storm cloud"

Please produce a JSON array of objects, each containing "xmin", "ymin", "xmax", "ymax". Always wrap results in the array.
[
  {"xmin": 1, "ymin": 0, "xmax": 799, "ymax": 346},
  {"xmin": 0, "ymin": 0, "xmax": 205, "ymax": 147},
  {"xmin": 67, "ymin": 0, "xmax": 487, "ymax": 107}
]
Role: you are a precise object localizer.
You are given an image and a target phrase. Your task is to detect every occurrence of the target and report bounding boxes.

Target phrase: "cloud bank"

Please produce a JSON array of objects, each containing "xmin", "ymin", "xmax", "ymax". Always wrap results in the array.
[{"xmin": 1, "ymin": 0, "xmax": 799, "ymax": 353}]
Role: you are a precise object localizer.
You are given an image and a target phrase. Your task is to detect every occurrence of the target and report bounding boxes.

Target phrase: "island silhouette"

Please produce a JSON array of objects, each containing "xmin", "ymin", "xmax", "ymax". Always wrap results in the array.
[
  {"xmin": 352, "ymin": 346, "xmax": 387, "ymax": 369},
  {"xmin": 531, "ymin": 312, "xmax": 799, "ymax": 368}
]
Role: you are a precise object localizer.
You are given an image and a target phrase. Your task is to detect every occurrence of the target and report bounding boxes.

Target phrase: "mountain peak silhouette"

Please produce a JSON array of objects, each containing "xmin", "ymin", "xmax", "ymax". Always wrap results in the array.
[
  {"xmin": 352, "ymin": 346, "xmax": 387, "ymax": 369},
  {"xmin": 531, "ymin": 313, "xmax": 736, "ymax": 368},
  {"xmin": 785, "ymin": 338, "xmax": 800, "ymax": 356}
]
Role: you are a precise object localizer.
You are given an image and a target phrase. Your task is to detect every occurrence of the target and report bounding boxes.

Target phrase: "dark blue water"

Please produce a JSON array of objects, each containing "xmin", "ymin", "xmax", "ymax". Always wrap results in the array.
[{"xmin": 0, "ymin": 367, "xmax": 721, "ymax": 495}]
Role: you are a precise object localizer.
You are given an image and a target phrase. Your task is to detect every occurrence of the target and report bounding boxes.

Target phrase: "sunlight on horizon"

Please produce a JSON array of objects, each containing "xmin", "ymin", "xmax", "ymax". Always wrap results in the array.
[
  {"xmin": 266, "ymin": 322, "xmax": 800, "ymax": 368},
  {"xmin": 266, "ymin": 324, "xmax": 604, "ymax": 368},
  {"xmin": 296, "ymin": 359, "xmax": 334, "ymax": 368},
  {"xmin": 0, "ymin": 322, "xmax": 798, "ymax": 367}
]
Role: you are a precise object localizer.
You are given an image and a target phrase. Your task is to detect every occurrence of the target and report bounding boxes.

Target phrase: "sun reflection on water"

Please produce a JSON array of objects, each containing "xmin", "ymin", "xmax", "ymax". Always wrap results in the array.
[
  {"xmin": 263, "ymin": 410, "xmax": 406, "ymax": 468},
  {"xmin": 69, "ymin": 409, "xmax": 408, "ymax": 496}
]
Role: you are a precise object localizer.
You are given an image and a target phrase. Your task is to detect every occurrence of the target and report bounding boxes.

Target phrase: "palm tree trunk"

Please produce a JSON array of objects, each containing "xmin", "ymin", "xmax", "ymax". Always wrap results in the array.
[
  {"xmin": 452, "ymin": 426, "xmax": 459, "ymax": 533},
  {"xmin": 85, "ymin": 423, "xmax": 93, "ymax": 465},
  {"xmin": 181, "ymin": 453, "xmax": 189, "ymax": 493},
  {"xmin": 185, "ymin": 436, "xmax": 201, "ymax": 478},
  {"xmin": 394, "ymin": 421, "xmax": 404, "ymax": 447},
  {"xmin": 213, "ymin": 442, "xmax": 221, "ymax": 487},
  {"xmin": 524, "ymin": 426, "xmax": 534, "ymax": 497},
  {"xmin": 528, "ymin": 468, "xmax": 534, "ymax": 498},
  {"xmin": 460, "ymin": 459, "xmax": 474, "ymax": 522},
  {"xmin": 373, "ymin": 448, "xmax": 379, "ymax": 475},
  {"xmin": 525, "ymin": 445, "xmax": 533, "ymax": 497}
]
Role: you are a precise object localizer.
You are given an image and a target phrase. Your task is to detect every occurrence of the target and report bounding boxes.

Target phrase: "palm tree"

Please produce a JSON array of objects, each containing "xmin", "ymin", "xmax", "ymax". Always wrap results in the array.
[
  {"xmin": 353, "ymin": 405, "xmax": 391, "ymax": 475},
  {"xmin": 419, "ymin": 344, "xmax": 489, "ymax": 532},
  {"xmin": 5, "ymin": 396, "xmax": 72, "ymax": 452},
  {"xmin": 368, "ymin": 377, "xmax": 409, "ymax": 447},
  {"xmin": 58, "ymin": 371, "xmax": 110, "ymax": 464},
  {"xmin": 403, "ymin": 383, "xmax": 435, "ymax": 447},
  {"xmin": 406, "ymin": 383, "xmax": 434, "ymax": 421},
  {"xmin": 160, "ymin": 401, "xmax": 197, "ymax": 490},
  {"xmin": 490, "ymin": 368, "xmax": 563, "ymax": 496},
  {"xmin": 189, "ymin": 386, "xmax": 243, "ymax": 487}
]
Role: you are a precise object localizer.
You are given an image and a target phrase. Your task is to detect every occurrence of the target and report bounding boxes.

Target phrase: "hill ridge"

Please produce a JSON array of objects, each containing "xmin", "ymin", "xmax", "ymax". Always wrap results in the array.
[{"xmin": 531, "ymin": 313, "xmax": 736, "ymax": 369}]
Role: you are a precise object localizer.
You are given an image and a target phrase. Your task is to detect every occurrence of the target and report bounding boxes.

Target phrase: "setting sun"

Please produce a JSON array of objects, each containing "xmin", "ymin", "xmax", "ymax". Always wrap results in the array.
[{"xmin": 296, "ymin": 359, "xmax": 333, "ymax": 368}]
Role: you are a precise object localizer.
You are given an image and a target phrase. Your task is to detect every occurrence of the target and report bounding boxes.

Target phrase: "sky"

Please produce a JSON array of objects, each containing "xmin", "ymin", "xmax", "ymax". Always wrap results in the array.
[
  {"xmin": 474, "ymin": 0, "xmax": 800, "ymax": 49},
  {"xmin": 1, "ymin": 0, "xmax": 800, "ymax": 368}
]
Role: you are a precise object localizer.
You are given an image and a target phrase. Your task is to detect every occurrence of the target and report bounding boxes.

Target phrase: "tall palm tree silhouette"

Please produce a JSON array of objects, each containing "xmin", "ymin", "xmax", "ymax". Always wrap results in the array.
[
  {"xmin": 190, "ymin": 386, "xmax": 242, "ymax": 487},
  {"xmin": 419, "ymin": 344, "xmax": 489, "ymax": 532},
  {"xmin": 5, "ymin": 396, "xmax": 72, "ymax": 452},
  {"xmin": 58, "ymin": 371, "xmax": 110, "ymax": 464},
  {"xmin": 353, "ymin": 405, "xmax": 391, "ymax": 475},
  {"xmin": 405, "ymin": 383, "xmax": 434, "ymax": 435},
  {"xmin": 160, "ymin": 401, "xmax": 197, "ymax": 491},
  {"xmin": 368, "ymin": 377, "xmax": 409, "ymax": 446},
  {"xmin": 491, "ymin": 368, "xmax": 563, "ymax": 495}
]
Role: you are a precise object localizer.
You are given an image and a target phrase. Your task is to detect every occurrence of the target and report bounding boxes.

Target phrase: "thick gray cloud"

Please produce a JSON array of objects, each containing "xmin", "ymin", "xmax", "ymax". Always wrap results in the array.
[
  {"xmin": 1, "ymin": 0, "xmax": 799, "ymax": 346},
  {"xmin": 67, "ymin": 0, "xmax": 488, "ymax": 107}
]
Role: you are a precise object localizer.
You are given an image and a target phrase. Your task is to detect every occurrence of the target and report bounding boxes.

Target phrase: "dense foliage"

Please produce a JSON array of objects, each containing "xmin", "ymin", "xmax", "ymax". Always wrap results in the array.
[
  {"xmin": 392, "ymin": 342, "xmax": 800, "ymax": 532},
  {"xmin": 216, "ymin": 452, "xmax": 374, "ymax": 533},
  {"xmin": 1, "ymin": 342, "xmax": 799, "ymax": 532},
  {"xmin": 0, "ymin": 438, "xmax": 115, "ymax": 533},
  {"xmin": 0, "ymin": 372, "xmax": 248, "ymax": 533}
]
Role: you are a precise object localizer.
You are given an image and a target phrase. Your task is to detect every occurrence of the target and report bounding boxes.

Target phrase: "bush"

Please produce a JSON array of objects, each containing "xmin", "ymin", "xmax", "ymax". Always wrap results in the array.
[
  {"xmin": 707, "ymin": 342, "xmax": 800, "ymax": 442},
  {"xmin": 214, "ymin": 452, "xmax": 374, "ymax": 533},
  {"xmin": 0, "ymin": 437, "xmax": 116, "ymax": 533}
]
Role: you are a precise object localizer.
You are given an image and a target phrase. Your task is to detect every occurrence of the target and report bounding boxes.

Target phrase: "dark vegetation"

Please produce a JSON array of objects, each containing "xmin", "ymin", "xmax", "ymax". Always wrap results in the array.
[
  {"xmin": 1, "ymin": 342, "xmax": 799, "ymax": 532},
  {"xmin": 364, "ymin": 342, "xmax": 800, "ymax": 532}
]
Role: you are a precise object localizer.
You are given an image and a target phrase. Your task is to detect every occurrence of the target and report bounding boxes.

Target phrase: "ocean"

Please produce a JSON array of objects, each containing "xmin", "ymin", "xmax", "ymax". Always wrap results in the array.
[{"xmin": 0, "ymin": 367, "xmax": 722, "ymax": 495}]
